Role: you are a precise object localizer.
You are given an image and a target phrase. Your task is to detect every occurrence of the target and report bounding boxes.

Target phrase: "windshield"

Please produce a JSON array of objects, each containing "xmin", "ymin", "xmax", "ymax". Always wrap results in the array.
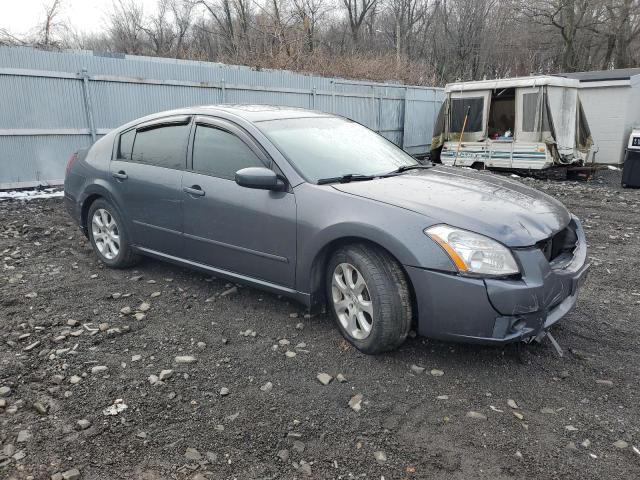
[{"xmin": 257, "ymin": 117, "xmax": 418, "ymax": 182}]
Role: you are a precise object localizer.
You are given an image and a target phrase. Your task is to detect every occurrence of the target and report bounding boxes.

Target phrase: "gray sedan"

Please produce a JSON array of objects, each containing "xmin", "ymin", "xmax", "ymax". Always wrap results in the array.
[{"xmin": 64, "ymin": 105, "xmax": 590, "ymax": 353}]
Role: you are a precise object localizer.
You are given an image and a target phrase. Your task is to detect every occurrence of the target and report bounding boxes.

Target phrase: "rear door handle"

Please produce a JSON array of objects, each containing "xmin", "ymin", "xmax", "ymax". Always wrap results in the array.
[
  {"xmin": 112, "ymin": 171, "xmax": 128, "ymax": 180},
  {"xmin": 183, "ymin": 185, "xmax": 205, "ymax": 197}
]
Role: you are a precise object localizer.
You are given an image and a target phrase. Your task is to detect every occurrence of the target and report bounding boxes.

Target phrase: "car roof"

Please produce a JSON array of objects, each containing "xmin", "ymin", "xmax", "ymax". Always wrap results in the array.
[
  {"xmin": 113, "ymin": 105, "xmax": 337, "ymax": 135},
  {"xmin": 194, "ymin": 104, "xmax": 335, "ymax": 122}
]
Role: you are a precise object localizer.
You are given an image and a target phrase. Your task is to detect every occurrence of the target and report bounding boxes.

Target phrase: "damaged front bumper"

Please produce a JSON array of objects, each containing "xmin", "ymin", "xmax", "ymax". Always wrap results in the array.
[{"xmin": 406, "ymin": 216, "xmax": 590, "ymax": 345}]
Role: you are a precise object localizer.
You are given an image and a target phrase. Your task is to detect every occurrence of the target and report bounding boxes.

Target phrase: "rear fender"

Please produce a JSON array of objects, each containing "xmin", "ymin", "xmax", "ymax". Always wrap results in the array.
[{"xmin": 79, "ymin": 180, "xmax": 127, "ymax": 232}]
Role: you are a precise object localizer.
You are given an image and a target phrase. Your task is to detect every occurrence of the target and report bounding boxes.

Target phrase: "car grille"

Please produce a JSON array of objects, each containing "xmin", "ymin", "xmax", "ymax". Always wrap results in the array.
[{"xmin": 537, "ymin": 223, "xmax": 578, "ymax": 266}]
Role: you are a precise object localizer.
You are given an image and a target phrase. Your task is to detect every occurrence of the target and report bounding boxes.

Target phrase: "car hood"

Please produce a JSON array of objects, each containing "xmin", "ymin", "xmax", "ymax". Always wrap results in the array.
[{"xmin": 331, "ymin": 166, "xmax": 571, "ymax": 247}]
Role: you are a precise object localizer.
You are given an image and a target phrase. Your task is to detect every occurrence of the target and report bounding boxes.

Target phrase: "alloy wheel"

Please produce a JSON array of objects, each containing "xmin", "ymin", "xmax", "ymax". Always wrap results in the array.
[
  {"xmin": 331, "ymin": 262, "xmax": 374, "ymax": 340},
  {"xmin": 91, "ymin": 208, "xmax": 120, "ymax": 260}
]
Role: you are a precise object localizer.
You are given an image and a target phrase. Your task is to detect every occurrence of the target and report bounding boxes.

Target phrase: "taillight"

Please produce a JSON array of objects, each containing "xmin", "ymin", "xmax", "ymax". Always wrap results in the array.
[{"xmin": 66, "ymin": 152, "xmax": 78, "ymax": 175}]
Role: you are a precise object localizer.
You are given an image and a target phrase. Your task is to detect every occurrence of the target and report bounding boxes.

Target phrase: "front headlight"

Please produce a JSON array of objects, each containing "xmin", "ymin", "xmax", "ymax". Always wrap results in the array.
[{"xmin": 425, "ymin": 225, "xmax": 519, "ymax": 276}]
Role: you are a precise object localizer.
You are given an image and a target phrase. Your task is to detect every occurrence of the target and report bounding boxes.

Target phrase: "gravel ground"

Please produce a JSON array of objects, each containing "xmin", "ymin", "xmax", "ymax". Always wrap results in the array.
[{"xmin": 1, "ymin": 170, "xmax": 640, "ymax": 480}]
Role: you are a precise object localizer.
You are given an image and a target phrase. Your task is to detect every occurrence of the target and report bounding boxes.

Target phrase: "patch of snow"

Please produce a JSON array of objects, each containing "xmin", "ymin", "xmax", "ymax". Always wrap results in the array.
[
  {"xmin": 510, "ymin": 174, "xmax": 521, "ymax": 178},
  {"xmin": 606, "ymin": 165, "xmax": 620, "ymax": 171},
  {"xmin": 103, "ymin": 399, "xmax": 128, "ymax": 416},
  {"xmin": 0, "ymin": 188, "xmax": 63, "ymax": 200}
]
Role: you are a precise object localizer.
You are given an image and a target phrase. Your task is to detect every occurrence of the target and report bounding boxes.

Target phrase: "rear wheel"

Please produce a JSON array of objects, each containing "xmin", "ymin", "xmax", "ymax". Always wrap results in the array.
[
  {"xmin": 87, "ymin": 199, "xmax": 139, "ymax": 268},
  {"xmin": 326, "ymin": 244, "xmax": 412, "ymax": 354}
]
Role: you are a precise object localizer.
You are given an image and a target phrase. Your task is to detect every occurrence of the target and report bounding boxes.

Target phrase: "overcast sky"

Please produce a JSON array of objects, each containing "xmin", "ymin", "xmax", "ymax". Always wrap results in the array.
[{"xmin": 1, "ymin": 0, "xmax": 160, "ymax": 37}]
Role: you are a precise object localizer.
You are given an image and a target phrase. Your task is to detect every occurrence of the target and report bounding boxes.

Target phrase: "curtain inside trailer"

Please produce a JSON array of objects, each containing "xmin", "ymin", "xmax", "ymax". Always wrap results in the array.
[
  {"xmin": 576, "ymin": 99, "xmax": 593, "ymax": 153},
  {"xmin": 546, "ymin": 86, "xmax": 578, "ymax": 157}
]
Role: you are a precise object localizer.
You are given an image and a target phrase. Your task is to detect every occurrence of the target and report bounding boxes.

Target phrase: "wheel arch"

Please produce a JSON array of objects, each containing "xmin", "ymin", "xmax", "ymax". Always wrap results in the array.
[
  {"xmin": 79, "ymin": 180, "xmax": 125, "ymax": 233},
  {"xmin": 308, "ymin": 236, "xmax": 417, "ymax": 320}
]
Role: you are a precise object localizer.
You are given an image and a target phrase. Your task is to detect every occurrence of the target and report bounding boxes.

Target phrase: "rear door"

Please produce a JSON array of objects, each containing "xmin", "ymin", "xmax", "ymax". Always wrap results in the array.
[
  {"xmin": 181, "ymin": 116, "xmax": 297, "ymax": 288},
  {"xmin": 109, "ymin": 116, "xmax": 190, "ymax": 256}
]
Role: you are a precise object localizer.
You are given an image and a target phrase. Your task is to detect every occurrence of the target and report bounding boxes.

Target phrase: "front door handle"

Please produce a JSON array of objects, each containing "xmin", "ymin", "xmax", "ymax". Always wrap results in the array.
[
  {"xmin": 112, "ymin": 170, "xmax": 128, "ymax": 180},
  {"xmin": 183, "ymin": 185, "xmax": 205, "ymax": 197}
]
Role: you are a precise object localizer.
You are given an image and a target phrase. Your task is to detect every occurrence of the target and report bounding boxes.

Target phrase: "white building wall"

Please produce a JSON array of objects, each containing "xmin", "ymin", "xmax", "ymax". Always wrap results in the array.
[{"xmin": 578, "ymin": 84, "xmax": 630, "ymax": 164}]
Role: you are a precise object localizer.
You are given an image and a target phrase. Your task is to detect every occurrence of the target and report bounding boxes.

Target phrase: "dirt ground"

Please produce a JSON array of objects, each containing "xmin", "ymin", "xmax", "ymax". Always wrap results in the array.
[{"xmin": 1, "ymin": 170, "xmax": 640, "ymax": 480}]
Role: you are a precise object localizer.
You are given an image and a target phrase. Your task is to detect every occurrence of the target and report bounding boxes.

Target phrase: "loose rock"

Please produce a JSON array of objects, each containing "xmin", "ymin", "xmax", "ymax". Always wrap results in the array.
[
  {"xmin": 277, "ymin": 449, "xmax": 290, "ymax": 462},
  {"xmin": 174, "ymin": 355, "xmax": 197, "ymax": 364},
  {"xmin": 61, "ymin": 468, "xmax": 81, "ymax": 480},
  {"xmin": 466, "ymin": 411, "xmax": 487, "ymax": 420},
  {"xmin": 373, "ymin": 451, "xmax": 387, "ymax": 463},
  {"xmin": 349, "ymin": 394, "xmax": 363, "ymax": 412},
  {"xmin": 316, "ymin": 373, "xmax": 333, "ymax": 385},
  {"xmin": 137, "ymin": 302, "xmax": 151, "ymax": 312},
  {"xmin": 33, "ymin": 401, "xmax": 48, "ymax": 414},
  {"xmin": 77, "ymin": 419, "xmax": 91, "ymax": 430},
  {"xmin": 185, "ymin": 447, "xmax": 203, "ymax": 461},
  {"xmin": 595, "ymin": 379, "xmax": 614, "ymax": 386}
]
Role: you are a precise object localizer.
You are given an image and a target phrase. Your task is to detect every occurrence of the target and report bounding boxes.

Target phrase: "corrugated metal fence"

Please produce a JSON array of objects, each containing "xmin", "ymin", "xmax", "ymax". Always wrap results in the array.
[{"xmin": 0, "ymin": 46, "xmax": 443, "ymax": 189}]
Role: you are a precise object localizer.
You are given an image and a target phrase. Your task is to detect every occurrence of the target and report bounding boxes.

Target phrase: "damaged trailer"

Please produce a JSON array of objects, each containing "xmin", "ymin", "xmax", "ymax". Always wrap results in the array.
[{"xmin": 430, "ymin": 76, "xmax": 596, "ymax": 174}]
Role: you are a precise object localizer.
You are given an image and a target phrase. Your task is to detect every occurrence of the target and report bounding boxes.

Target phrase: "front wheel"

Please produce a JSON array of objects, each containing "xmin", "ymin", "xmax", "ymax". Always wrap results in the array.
[
  {"xmin": 87, "ymin": 199, "xmax": 139, "ymax": 268},
  {"xmin": 326, "ymin": 244, "xmax": 412, "ymax": 354}
]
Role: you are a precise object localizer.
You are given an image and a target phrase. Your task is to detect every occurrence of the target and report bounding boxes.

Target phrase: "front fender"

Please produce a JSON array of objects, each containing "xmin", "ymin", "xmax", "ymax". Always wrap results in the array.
[{"xmin": 294, "ymin": 183, "xmax": 456, "ymax": 296}]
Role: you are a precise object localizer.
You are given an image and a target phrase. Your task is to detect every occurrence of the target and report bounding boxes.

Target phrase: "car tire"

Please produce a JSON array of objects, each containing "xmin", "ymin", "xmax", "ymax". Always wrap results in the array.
[
  {"xmin": 326, "ymin": 244, "xmax": 412, "ymax": 354},
  {"xmin": 87, "ymin": 198, "xmax": 139, "ymax": 268}
]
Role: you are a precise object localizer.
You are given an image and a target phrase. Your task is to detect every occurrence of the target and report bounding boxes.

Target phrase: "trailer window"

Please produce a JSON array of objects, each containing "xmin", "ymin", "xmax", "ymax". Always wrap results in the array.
[
  {"xmin": 450, "ymin": 97, "xmax": 483, "ymax": 133},
  {"xmin": 522, "ymin": 93, "xmax": 539, "ymax": 132}
]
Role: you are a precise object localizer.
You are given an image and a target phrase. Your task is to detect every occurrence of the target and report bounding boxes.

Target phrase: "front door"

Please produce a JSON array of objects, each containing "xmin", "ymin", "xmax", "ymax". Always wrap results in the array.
[
  {"xmin": 109, "ymin": 116, "xmax": 190, "ymax": 256},
  {"xmin": 182, "ymin": 117, "xmax": 297, "ymax": 288}
]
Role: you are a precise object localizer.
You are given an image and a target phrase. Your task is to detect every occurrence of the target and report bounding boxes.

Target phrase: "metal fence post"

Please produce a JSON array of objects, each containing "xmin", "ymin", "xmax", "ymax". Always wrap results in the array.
[
  {"xmin": 80, "ymin": 69, "xmax": 96, "ymax": 143},
  {"xmin": 402, "ymin": 87, "xmax": 409, "ymax": 149},
  {"xmin": 378, "ymin": 88, "xmax": 382, "ymax": 134},
  {"xmin": 331, "ymin": 81, "xmax": 336, "ymax": 113},
  {"xmin": 221, "ymin": 78, "xmax": 226, "ymax": 103},
  {"xmin": 370, "ymin": 86, "xmax": 376, "ymax": 131},
  {"xmin": 311, "ymin": 86, "xmax": 317, "ymax": 110}
]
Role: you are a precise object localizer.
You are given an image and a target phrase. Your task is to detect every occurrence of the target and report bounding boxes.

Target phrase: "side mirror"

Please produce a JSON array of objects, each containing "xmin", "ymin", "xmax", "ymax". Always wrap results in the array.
[{"xmin": 235, "ymin": 167, "xmax": 286, "ymax": 191}]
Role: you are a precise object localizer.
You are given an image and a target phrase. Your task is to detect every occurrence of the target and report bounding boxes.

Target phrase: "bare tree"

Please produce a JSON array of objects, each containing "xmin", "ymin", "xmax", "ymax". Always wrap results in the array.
[
  {"xmin": 523, "ymin": 0, "xmax": 605, "ymax": 72},
  {"xmin": 342, "ymin": 0, "xmax": 378, "ymax": 45},
  {"xmin": 38, "ymin": 0, "xmax": 66, "ymax": 46},
  {"xmin": 291, "ymin": 0, "xmax": 326, "ymax": 52},
  {"xmin": 10, "ymin": 0, "xmax": 640, "ymax": 86},
  {"xmin": 108, "ymin": 0, "xmax": 146, "ymax": 54}
]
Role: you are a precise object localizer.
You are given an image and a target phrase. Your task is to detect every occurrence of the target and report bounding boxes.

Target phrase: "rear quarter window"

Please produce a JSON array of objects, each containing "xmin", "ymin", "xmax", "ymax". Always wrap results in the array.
[{"xmin": 117, "ymin": 129, "xmax": 135, "ymax": 160}]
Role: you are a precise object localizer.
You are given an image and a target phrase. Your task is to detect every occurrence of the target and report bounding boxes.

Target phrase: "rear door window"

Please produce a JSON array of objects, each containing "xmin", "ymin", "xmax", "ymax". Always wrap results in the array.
[
  {"xmin": 192, "ymin": 125, "xmax": 265, "ymax": 180},
  {"xmin": 131, "ymin": 124, "xmax": 190, "ymax": 169}
]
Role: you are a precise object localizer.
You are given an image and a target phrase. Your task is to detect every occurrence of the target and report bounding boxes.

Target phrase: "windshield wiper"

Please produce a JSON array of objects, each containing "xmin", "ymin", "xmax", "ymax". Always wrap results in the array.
[
  {"xmin": 382, "ymin": 164, "xmax": 432, "ymax": 176},
  {"xmin": 317, "ymin": 174, "xmax": 377, "ymax": 185}
]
